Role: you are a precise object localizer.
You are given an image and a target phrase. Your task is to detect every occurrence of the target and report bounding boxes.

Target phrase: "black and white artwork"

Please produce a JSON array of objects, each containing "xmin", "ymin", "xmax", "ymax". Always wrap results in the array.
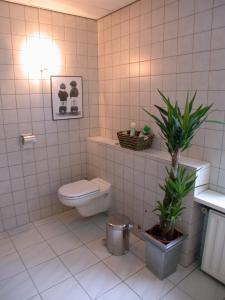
[{"xmin": 51, "ymin": 76, "xmax": 83, "ymax": 120}]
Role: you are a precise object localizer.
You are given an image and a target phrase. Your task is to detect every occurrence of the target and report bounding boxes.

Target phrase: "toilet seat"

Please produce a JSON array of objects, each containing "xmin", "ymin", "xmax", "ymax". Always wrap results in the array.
[{"xmin": 58, "ymin": 179, "xmax": 99, "ymax": 198}]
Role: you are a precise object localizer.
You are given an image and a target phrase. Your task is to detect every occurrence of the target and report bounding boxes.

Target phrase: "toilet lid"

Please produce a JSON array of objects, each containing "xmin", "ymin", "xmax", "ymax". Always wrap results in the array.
[{"xmin": 58, "ymin": 180, "xmax": 99, "ymax": 198}]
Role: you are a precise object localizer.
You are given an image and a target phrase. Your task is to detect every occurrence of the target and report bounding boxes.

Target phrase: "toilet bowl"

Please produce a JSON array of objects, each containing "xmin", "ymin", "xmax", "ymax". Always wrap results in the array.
[{"xmin": 57, "ymin": 178, "xmax": 112, "ymax": 217}]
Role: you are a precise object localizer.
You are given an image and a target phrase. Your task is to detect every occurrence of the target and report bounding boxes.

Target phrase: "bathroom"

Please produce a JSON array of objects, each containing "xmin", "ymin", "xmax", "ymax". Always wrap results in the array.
[{"xmin": 0, "ymin": 0, "xmax": 225, "ymax": 299}]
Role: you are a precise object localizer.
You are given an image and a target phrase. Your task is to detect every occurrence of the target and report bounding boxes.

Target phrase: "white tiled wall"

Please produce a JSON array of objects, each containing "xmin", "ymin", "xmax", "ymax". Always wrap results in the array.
[
  {"xmin": 0, "ymin": 1, "xmax": 99, "ymax": 231},
  {"xmin": 97, "ymin": 0, "xmax": 225, "ymax": 193},
  {"xmin": 1, "ymin": 0, "xmax": 225, "ymax": 233},
  {"xmin": 87, "ymin": 137, "xmax": 210, "ymax": 266}
]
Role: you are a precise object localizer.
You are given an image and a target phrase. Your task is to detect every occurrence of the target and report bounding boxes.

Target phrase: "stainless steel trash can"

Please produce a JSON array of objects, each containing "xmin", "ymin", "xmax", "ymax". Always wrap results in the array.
[{"xmin": 106, "ymin": 214, "xmax": 131, "ymax": 255}]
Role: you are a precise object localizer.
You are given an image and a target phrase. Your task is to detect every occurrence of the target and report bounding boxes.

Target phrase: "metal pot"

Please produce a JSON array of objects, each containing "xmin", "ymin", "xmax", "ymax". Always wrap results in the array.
[{"xmin": 143, "ymin": 229, "xmax": 187, "ymax": 279}]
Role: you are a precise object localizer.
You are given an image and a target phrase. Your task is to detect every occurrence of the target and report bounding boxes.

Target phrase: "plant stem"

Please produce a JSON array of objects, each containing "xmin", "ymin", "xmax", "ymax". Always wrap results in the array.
[
  {"xmin": 171, "ymin": 149, "xmax": 180, "ymax": 178},
  {"xmin": 161, "ymin": 149, "xmax": 180, "ymax": 239}
]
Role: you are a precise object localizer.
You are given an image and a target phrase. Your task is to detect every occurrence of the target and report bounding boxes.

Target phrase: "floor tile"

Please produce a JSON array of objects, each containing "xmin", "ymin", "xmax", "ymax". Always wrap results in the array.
[
  {"xmin": 130, "ymin": 233, "xmax": 141, "ymax": 245},
  {"xmin": 57, "ymin": 209, "xmax": 81, "ymax": 225},
  {"xmin": 8, "ymin": 223, "xmax": 35, "ymax": 236},
  {"xmin": 34, "ymin": 216, "xmax": 58, "ymax": 226},
  {"xmin": 76, "ymin": 262, "xmax": 121, "ymax": 299},
  {"xmin": 86, "ymin": 237, "xmax": 111, "ymax": 260},
  {"xmin": 178, "ymin": 268, "xmax": 225, "ymax": 300},
  {"xmin": 72, "ymin": 223, "xmax": 105, "ymax": 243},
  {"xmin": 0, "ymin": 237, "xmax": 16, "ymax": 257},
  {"xmin": 1, "ymin": 211, "xmax": 224, "ymax": 300},
  {"xmin": 47, "ymin": 231, "xmax": 83, "ymax": 255},
  {"xmin": 97, "ymin": 282, "xmax": 141, "ymax": 300},
  {"xmin": 29, "ymin": 296, "xmax": 42, "ymax": 300},
  {"xmin": 0, "ymin": 231, "xmax": 9, "ymax": 239},
  {"xmin": 104, "ymin": 252, "xmax": 145, "ymax": 280},
  {"xmin": 10, "ymin": 227, "xmax": 43, "ymax": 250},
  {"xmin": 0, "ymin": 252, "xmax": 25, "ymax": 280},
  {"xmin": 60, "ymin": 245, "xmax": 99, "ymax": 275},
  {"xmin": 41, "ymin": 277, "xmax": 91, "ymax": 300},
  {"xmin": 29, "ymin": 258, "xmax": 71, "ymax": 292},
  {"xmin": 91, "ymin": 213, "xmax": 107, "ymax": 230},
  {"xmin": 35, "ymin": 220, "xmax": 68, "ymax": 240},
  {"xmin": 168, "ymin": 262, "xmax": 198, "ymax": 285},
  {"xmin": 0, "ymin": 271, "xmax": 38, "ymax": 300},
  {"xmin": 19, "ymin": 241, "xmax": 56, "ymax": 268},
  {"xmin": 125, "ymin": 267, "xmax": 174, "ymax": 300},
  {"xmin": 130, "ymin": 239, "xmax": 145, "ymax": 261},
  {"xmin": 67, "ymin": 218, "xmax": 92, "ymax": 231},
  {"xmin": 161, "ymin": 287, "xmax": 193, "ymax": 300}
]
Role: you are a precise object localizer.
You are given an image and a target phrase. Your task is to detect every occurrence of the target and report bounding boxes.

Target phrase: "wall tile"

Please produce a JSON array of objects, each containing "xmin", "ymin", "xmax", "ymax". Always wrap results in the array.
[
  {"xmin": 212, "ymin": 5, "xmax": 225, "ymax": 29},
  {"xmin": 0, "ymin": 18, "xmax": 11, "ymax": 34},
  {"xmin": 0, "ymin": 2, "xmax": 10, "ymax": 18},
  {"xmin": 1, "ymin": 0, "xmax": 225, "ymax": 233},
  {"xmin": 0, "ymin": 3, "xmax": 98, "ymax": 231},
  {"xmin": 195, "ymin": 0, "xmax": 213, "ymax": 12},
  {"xmin": 98, "ymin": 0, "xmax": 225, "ymax": 194},
  {"xmin": 194, "ymin": 10, "xmax": 212, "ymax": 33},
  {"xmin": 165, "ymin": 2, "xmax": 179, "ymax": 22}
]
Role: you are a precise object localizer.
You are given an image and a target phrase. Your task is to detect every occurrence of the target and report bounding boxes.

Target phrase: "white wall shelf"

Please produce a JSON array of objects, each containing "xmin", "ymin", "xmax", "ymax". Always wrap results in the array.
[{"xmin": 195, "ymin": 190, "xmax": 225, "ymax": 214}]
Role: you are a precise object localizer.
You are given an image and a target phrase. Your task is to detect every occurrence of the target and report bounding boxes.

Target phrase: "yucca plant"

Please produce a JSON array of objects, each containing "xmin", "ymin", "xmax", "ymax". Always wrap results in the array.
[{"xmin": 143, "ymin": 90, "xmax": 213, "ymax": 241}]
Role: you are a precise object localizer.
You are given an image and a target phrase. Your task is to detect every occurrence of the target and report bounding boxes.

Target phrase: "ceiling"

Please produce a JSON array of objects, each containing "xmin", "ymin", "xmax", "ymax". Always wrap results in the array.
[{"xmin": 6, "ymin": 0, "xmax": 137, "ymax": 19}]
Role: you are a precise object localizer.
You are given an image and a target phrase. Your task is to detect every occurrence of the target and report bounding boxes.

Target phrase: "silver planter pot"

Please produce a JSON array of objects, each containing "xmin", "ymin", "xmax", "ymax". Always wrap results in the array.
[{"xmin": 143, "ymin": 230, "xmax": 187, "ymax": 280}]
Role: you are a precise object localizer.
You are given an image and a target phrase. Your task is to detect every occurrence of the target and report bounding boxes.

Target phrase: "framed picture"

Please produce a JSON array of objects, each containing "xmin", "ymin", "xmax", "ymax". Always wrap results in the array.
[{"xmin": 51, "ymin": 76, "xmax": 83, "ymax": 120}]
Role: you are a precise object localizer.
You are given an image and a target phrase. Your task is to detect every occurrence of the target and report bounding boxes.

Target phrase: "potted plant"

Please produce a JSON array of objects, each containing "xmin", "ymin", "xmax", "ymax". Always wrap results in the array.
[{"xmin": 142, "ymin": 90, "xmax": 213, "ymax": 279}]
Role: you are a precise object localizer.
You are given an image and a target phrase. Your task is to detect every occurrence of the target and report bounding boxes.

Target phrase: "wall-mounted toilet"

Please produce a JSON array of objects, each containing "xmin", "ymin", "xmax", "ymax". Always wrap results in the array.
[{"xmin": 58, "ymin": 178, "xmax": 111, "ymax": 217}]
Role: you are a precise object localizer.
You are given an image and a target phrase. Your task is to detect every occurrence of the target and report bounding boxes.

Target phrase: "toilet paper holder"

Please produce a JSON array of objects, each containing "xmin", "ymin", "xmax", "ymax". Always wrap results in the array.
[{"xmin": 20, "ymin": 133, "xmax": 37, "ymax": 146}]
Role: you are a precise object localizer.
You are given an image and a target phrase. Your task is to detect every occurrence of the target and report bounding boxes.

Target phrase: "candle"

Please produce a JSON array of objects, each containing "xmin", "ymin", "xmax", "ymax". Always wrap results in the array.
[{"xmin": 130, "ymin": 122, "xmax": 136, "ymax": 137}]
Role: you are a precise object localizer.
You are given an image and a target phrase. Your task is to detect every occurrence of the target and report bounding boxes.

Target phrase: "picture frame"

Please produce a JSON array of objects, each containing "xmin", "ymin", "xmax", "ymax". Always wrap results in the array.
[{"xmin": 51, "ymin": 75, "xmax": 83, "ymax": 120}]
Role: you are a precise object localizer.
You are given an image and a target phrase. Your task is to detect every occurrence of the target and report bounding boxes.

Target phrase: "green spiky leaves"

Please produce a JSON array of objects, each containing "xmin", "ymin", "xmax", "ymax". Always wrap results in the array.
[
  {"xmin": 153, "ymin": 166, "xmax": 197, "ymax": 240},
  {"xmin": 143, "ymin": 90, "xmax": 214, "ymax": 240},
  {"xmin": 143, "ymin": 90, "xmax": 212, "ymax": 156}
]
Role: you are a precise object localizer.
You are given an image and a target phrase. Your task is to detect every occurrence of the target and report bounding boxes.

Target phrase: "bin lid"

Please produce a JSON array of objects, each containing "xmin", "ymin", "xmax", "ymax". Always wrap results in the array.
[{"xmin": 107, "ymin": 214, "xmax": 130, "ymax": 229}]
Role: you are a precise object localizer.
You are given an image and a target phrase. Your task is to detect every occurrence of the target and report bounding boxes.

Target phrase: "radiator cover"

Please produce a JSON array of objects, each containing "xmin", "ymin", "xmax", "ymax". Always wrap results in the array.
[{"xmin": 201, "ymin": 209, "xmax": 225, "ymax": 284}]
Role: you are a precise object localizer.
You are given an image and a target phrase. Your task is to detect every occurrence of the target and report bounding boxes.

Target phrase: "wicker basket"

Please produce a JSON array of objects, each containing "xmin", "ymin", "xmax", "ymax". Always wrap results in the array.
[{"xmin": 117, "ymin": 130, "xmax": 154, "ymax": 151}]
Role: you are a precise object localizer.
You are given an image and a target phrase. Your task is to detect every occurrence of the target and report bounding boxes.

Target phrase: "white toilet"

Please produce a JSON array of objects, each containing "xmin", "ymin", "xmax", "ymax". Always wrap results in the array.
[{"xmin": 58, "ymin": 178, "xmax": 112, "ymax": 217}]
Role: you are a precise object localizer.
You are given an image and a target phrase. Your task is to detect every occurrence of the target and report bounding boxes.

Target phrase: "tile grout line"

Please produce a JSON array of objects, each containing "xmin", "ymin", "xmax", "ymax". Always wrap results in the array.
[
  {"xmin": 40, "ymin": 213, "xmax": 145, "ymax": 298},
  {"xmin": 0, "ymin": 210, "xmax": 203, "ymax": 300},
  {"xmin": 9, "ymin": 234, "xmax": 43, "ymax": 299},
  {"xmin": 32, "ymin": 214, "xmax": 108, "ymax": 299},
  {"xmin": 3, "ymin": 215, "xmax": 99, "ymax": 298}
]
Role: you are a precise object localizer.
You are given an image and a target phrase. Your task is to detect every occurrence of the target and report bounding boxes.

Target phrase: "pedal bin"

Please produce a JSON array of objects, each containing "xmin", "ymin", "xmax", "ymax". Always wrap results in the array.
[{"xmin": 106, "ymin": 214, "xmax": 132, "ymax": 255}]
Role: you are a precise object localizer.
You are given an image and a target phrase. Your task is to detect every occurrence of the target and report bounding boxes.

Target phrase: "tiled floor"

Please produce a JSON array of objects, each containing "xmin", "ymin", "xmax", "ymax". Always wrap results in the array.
[{"xmin": 0, "ymin": 210, "xmax": 224, "ymax": 300}]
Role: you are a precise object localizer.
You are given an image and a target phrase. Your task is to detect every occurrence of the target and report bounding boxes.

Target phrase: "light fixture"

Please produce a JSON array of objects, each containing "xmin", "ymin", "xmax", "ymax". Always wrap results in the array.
[{"xmin": 20, "ymin": 34, "xmax": 61, "ymax": 79}]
